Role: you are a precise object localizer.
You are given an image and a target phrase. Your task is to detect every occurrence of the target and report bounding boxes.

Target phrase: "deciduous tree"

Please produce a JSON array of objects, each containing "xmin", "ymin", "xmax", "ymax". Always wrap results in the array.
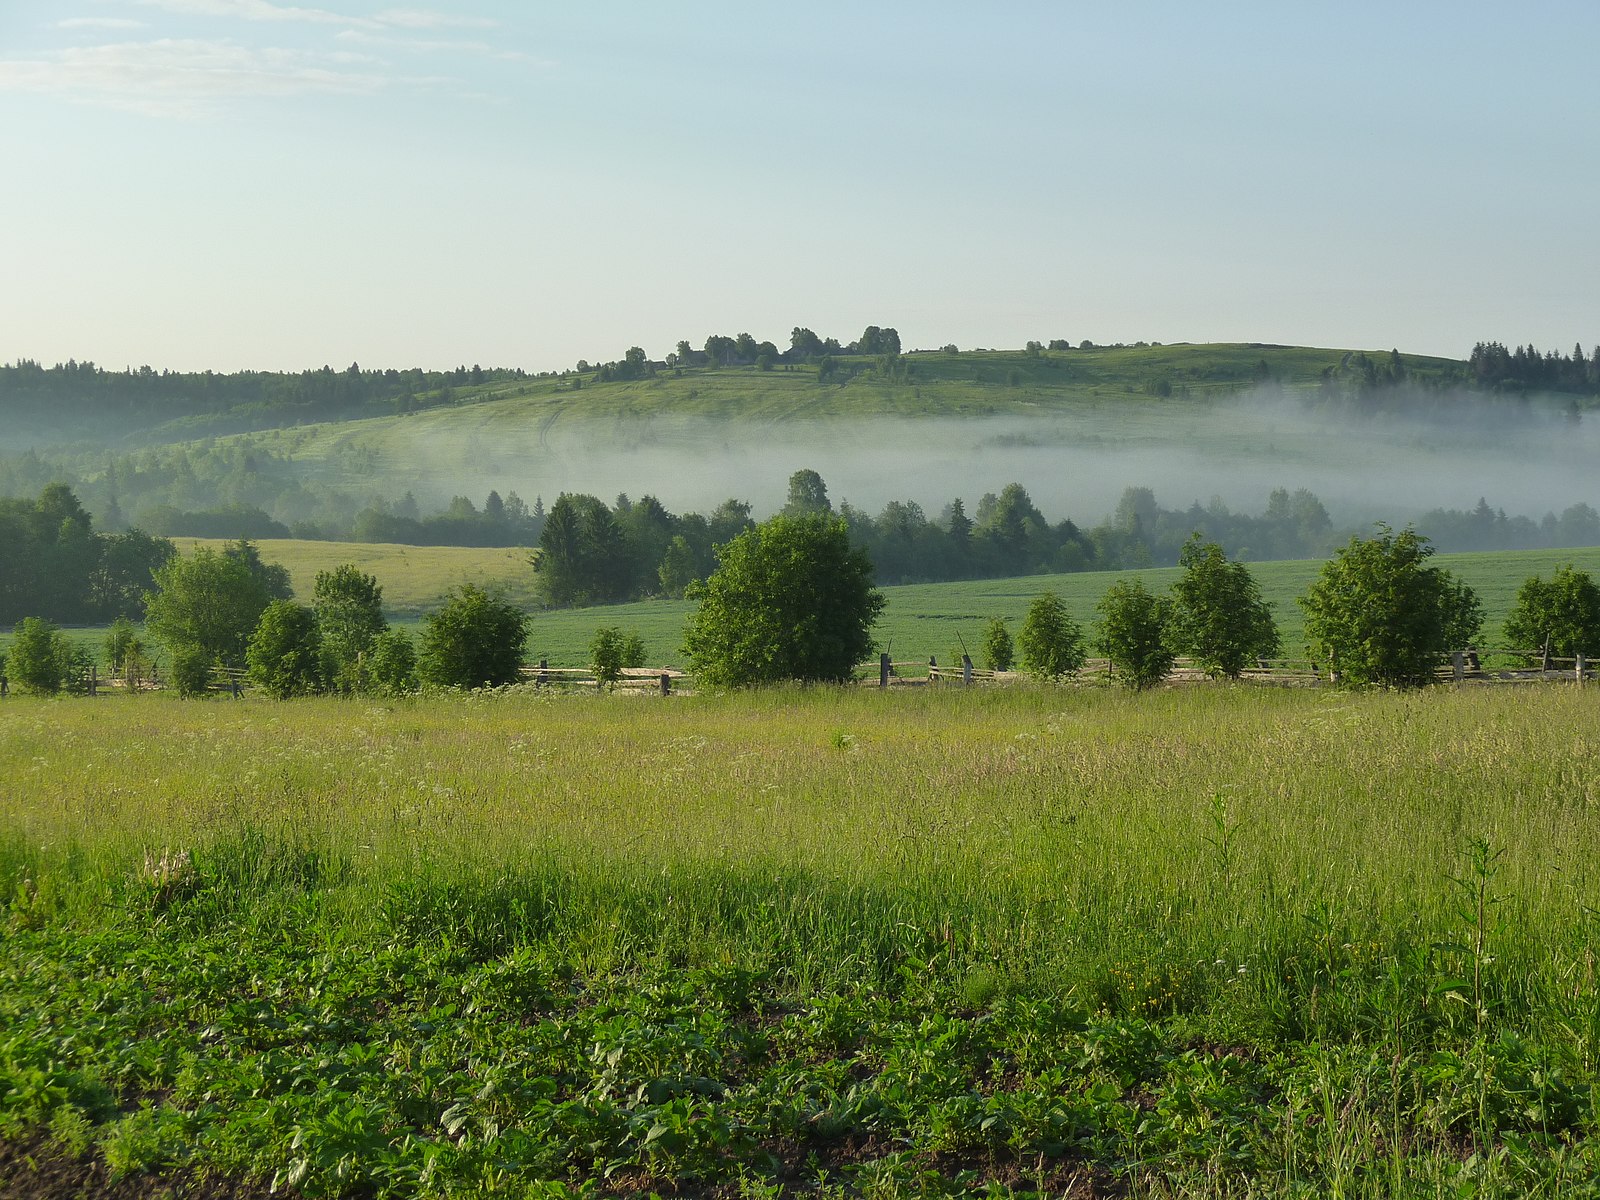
[{"xmin": 683, "ymin": 513, "xmax": 883, "ymax": 687}]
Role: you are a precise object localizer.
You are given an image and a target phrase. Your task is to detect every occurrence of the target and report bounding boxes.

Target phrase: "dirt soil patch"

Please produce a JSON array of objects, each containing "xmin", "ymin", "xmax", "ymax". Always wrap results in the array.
[{"xmin": 0, "ymin": 1138, "xmax": 291, "ymax": 1200}]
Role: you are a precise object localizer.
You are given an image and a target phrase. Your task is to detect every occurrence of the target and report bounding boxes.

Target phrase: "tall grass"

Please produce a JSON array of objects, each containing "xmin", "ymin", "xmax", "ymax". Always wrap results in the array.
[{"xmin": 5, "ymin": 683, "xmax": 1599, "ymax": 1032}]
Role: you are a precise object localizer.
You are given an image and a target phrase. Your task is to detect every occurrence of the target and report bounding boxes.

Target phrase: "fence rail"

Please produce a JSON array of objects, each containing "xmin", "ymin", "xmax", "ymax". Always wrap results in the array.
[{"xmin": 28, "ymin": 645, "xmax": 1600, "ymax": 700}]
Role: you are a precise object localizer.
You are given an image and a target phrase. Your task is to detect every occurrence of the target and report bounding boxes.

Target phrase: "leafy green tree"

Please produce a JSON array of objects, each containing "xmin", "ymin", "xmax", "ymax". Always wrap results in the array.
[
  {"xmin": 313, "ymin": 564, "xmax": 387, "ymax": 692},
  {"xmin": 1096, "ymin": 580, "xmax": 1174, "ymax": 690},
  {"xmin": 144, "ymin": 547, "xmax": 272, "ymax": 670},
  {"xmin": 221, "ymin": 539, "xmax": 293, "ymax": 601},
  {"xmin": 1018, "ymin": 592, "xmax": 1085, "ymax": 681},
  {"xmin": 658, "ymin": 535, "xmax": 700, "ymax": 598},
  {"xmin": 782, "ymin": 469, "xmax": 831, "ymax": 517},
  {"xmin": 683, "ymin": 513, "xmax": 884, "ymax": 687},
  {"xmin": 982, "ymin": 618, "xmax": 1015, "ymax": 672},
  {"xmin": 418, "ymin": 585, "xmax": 528, "ymax": 689},
  {"xmin": 9, "ymin": 617, "xmax": 70, "ymax": 694},
  {"xmin": 1299, "ymin": 526, "xmax": 1480, "ymax": 687},
  {"xmin": 368, "ymin": 629, "xmax": 417, "ymax": 696},
  {"xmin": 246, "ymin": 601, "xmax": 324, "ymax": 699},
  {"xmin": 1501, "ymin": 565, "xmax": 1600, "ymax": 660},
  {"xmin": 1168, "ymin": 536, "xmax": 1279, "ymax": 678}
]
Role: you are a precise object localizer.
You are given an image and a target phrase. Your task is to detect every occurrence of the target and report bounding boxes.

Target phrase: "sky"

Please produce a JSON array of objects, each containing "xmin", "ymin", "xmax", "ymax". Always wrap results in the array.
[{"xmin": 2, "ymin": 1, "xmax": 1597, "ymax": 374}]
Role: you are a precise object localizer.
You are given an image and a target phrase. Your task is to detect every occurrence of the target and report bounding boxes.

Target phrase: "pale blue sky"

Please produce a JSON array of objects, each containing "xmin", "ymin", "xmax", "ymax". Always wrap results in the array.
[{"xmin": 2, "ymin": 1, "xmax": 1596, "ymax": 372}]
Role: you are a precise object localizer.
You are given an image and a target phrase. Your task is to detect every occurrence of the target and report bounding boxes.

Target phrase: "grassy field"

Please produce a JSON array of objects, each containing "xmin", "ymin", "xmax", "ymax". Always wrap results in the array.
[
  {"xmin": 4, "ymin": 684, "xmax": 1600, "ymax": 1195},
  {"xmin": 168, "ymin": 537, "xmax": 542, "ymax": 617}
]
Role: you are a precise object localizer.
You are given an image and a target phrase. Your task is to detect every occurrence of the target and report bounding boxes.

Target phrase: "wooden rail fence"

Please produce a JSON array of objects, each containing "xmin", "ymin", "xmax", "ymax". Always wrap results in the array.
[{"xmin": 28, "ymin": 645, "xmax": 1599, "ymax": 698}]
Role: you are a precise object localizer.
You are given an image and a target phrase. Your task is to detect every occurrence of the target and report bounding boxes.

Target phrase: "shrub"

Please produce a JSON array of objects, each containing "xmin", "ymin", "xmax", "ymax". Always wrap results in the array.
[
  {"xmin": 418, "ymin": 585, "xmax": 527, "ymax": 689},
  {"xmin": 1299, "ymin": 525, "xmax": 1481, "ymax": 687},
  {"xmin": 169, "ymin": 646, "xmax": 215, "ymax": 698},
  {"xmin": 313, "ymin": 564, "xmax": 387, "ymax": 693},
  {"xmin": 368, "ymin": 629, "xmax": 417, "ymax": 696},
  {"xmin": 144, "ymin": 548, "xmax": 272, "ymax": 670},
  {"xmin": 591, "ymin": 627, "xmax": 628, "ymax": 687},
  {"xmin": 1501, "ymin": 565, "xmax": 1600, "ymax": 661},
  {"xmin": 9, "ymin": 617, "xmax": 70, "ymax": 694},
  {"xmin": 1168, "ymin": 536, "xmax": 1279, "ymax": 678},
  {"xmin": 683, "ymin": 513, "xmax": 883, "ymax": 688},
  {"xmin": 982, "ymin": 618, "xmax": 1014, "ymax": 672},
  {"xmin": 1096, "ymin": 580, "xmax": 1175, "ymax": 690},
  {"xmin": 1018, "ymin": 593, "xmax": 1085, "ymax": 681},
  {"xmin": 246, "ymin": 601, "xmax": 324, "ymax": 699}
]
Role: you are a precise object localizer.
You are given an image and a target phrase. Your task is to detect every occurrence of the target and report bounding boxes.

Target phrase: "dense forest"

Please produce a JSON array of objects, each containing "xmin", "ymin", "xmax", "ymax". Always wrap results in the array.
[{"xmin": 0, "ymin": 359, "xmax": 531, "ymax": 443}]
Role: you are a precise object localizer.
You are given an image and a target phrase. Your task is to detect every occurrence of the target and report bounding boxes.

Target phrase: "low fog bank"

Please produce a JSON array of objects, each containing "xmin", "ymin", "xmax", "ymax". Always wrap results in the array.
[{"xmin": 395, "ymin": 386, "xmax": 1599, "ymax": 531}]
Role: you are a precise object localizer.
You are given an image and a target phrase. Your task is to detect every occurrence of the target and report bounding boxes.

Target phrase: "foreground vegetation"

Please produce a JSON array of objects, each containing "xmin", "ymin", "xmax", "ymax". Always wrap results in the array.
[{"xmin": 5, "ymin": 685, "xmax": 1600, "ymax": 1196}]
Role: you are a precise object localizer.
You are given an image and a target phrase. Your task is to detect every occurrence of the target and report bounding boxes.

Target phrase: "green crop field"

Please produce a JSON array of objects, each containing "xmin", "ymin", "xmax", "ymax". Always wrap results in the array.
[{"xmin": 4, "ymin": 684, "xmax": 1600, "ymax": 1196}]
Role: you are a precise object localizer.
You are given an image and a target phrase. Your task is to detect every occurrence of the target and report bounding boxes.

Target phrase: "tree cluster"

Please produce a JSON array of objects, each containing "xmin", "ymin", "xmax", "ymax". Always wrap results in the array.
[
  {"xmin": 1470, "ymin": 342, "xmax": 1600, "ymax": 396},
  {"xmin": 0, "ymin": 483, "xmax": 174, "ymax": 625}
]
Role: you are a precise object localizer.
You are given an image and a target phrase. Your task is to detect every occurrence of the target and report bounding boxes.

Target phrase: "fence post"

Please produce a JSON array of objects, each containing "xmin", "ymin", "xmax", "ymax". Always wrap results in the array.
[
  {"xmin": 1542, "ymin": 636, "xmax": 1553, "ymax": 673},
  {"xmin": 879, "ymin": 653, "xmax": 890, "ymax": 689},
  {"xmin": 660, "ymin": 671, "xmax": 671, "ymax": 696},
  {"xmin": 1578, "ymin": 654, "xmax": 1588, "ymax": 686},
  {"xmin": 928, "ymin": 655, "xmax": 937, "ymax": 682},
  {"xmin": 1452, "ymin": 651, "xmax": 1465, "ymax": 681},
  {"xmin": 88, "ymin": 665, "xmax": 97, "ymax": 697},
  {"xmin": 537, "ymin": 658, "xmax": 548, "ymax": 688},
  {"xmin": 962, "ymin": 654, "xmax": 973, "ymax": 686}
]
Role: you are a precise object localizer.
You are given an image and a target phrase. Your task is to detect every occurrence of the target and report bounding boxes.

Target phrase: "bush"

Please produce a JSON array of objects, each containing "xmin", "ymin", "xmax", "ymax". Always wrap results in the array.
[
  {"xmin": 1299, "ymin": 525, "xmax": 1481, "ymax": 687},
  {"xmin": 591, "ymin": 627, "xmax": 629, "ymax": 687},
  {"xmin": 169, "ymin": 646, "xmax": 215, "ymax": 699},
  {"xmin": 103, "ymin": 617, "xmax": 152, "ymax": 685},
  {"xmin": 9, "ymin": 617, "xmax": 70, "ymax": 694},
  {"xmin": 1096, "ymin": 580, "xmax": 1175, "ymax": 690},
  {"xmin": 1501, "ymin": 565, "xmax": 1600, "ymax": 661},
  {"xmin": 246, "ymin": 601, "xmax": 324, "ymax": 699},
  {"xmin": 1018, "ymin": 593, "xmax": 1085, "ymax": 681},
  {"xmin": 1168, "ymin": 536, "xmax": 1279, "ymax": 678},
  {"xmin": 418, "ymin": 585, "xmax": 527, "ymax": 689},
  {"xmin": 683, "ymin": 513, "xmax": 883, "ymax": 688},
  {"xmin": 144, "ymin": 548, "xmax": 272, "ymax": 670},
  {"xmin": 368, "ymin": 629, "xmax": 417, "ymax": 696},
  {"xmin": 313, "ymin": 565, "xmax": 387, "ymax": 693},
  {"xmin": 982, "ymin": 618, "xmax": 1014, "ymax": 672}
]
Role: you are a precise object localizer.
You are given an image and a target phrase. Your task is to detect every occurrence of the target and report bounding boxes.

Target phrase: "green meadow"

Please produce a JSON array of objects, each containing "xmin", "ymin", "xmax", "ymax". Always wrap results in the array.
[{"xmin": 4, "ymin": 683, "xmax": 1600, "ymax": 1196}]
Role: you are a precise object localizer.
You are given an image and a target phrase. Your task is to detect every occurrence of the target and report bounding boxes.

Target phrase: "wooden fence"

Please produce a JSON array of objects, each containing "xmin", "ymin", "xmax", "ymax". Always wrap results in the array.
[{"xmin": 35, "ymin": 646, "xmax": 1599, "ymax": 699}]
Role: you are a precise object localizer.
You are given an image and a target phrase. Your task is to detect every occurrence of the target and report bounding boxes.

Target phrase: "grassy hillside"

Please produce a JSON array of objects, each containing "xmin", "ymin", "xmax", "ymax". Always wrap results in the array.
[{"xmin": 66, "ymin": 343, "xmax": 1476, "ymax": 516}]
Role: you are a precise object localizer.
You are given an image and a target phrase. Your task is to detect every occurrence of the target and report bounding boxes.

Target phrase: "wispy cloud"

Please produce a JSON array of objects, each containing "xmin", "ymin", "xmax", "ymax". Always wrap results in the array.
[
  {"xmin": 130, "ymin": 0, "xmax": 496, "ymax": 31},
  {"xmin": 371, "ymin": 8, "xmax": 495, "ymax": 30},
  {"xmin": 0, "ymin": 37, "xmax": 399, "ymax": 116},
  {"xmin": 334, "ymin": 28, "xmax": 546, "ymax": 65},
  {"xmin": 57, "ymin": 17, "xmax": 149, "ymax": 29}
]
